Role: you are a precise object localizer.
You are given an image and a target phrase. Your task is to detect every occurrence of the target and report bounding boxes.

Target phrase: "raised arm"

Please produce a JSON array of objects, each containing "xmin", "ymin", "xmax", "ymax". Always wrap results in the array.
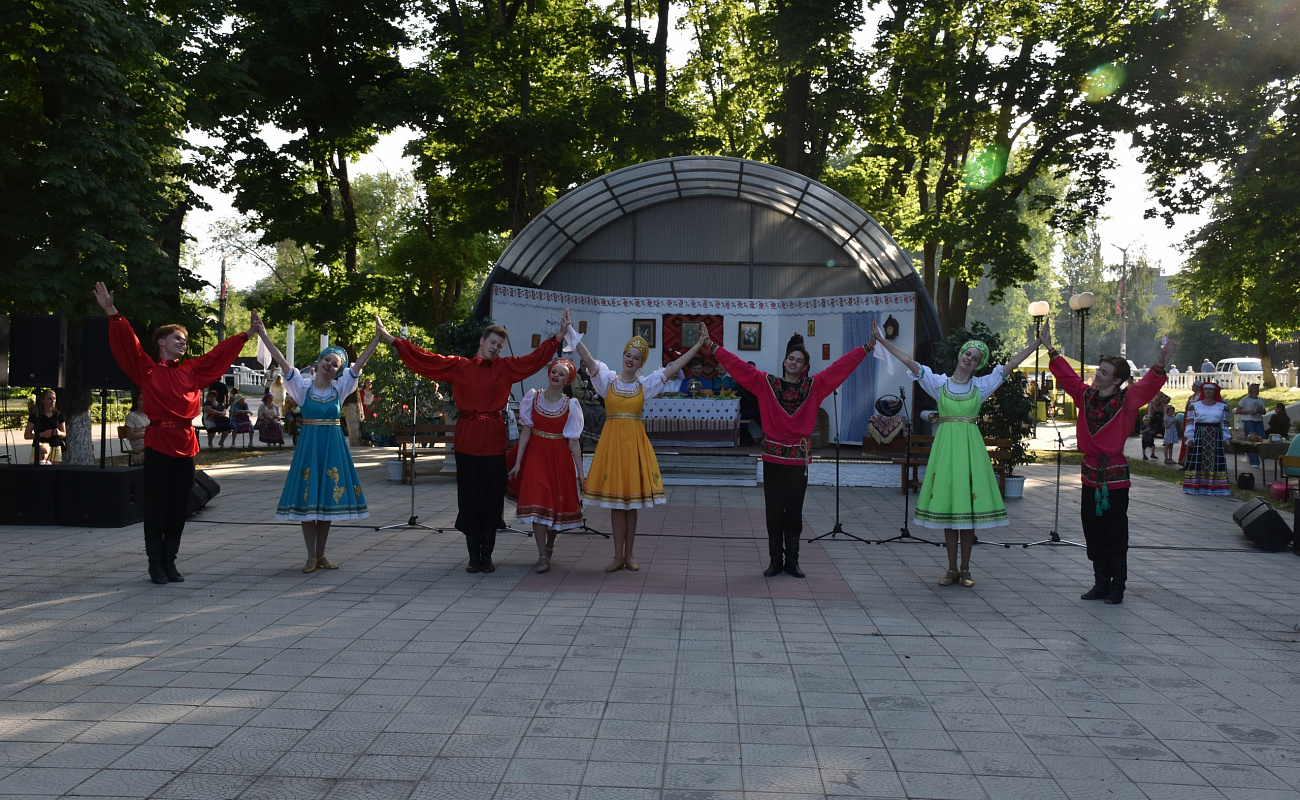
[
  {"xmin": 873, "ymin": 322, "xmax": 921, "ymax": 375},
  {"xmin": 1001, "ymin": 326, "xmax": 1041, "ymax": 373},
  {"xmin": 350, "ymin": 317, "xmax": 384, "ymax": 374},
  {"xmin": 250, "ymin": 311, "xmax": 293, "ymax": 375},
  {"xmin": 572, "ymin": 334, "xmax": 600, "ymax": 377},
  {"xmin": 663, "ymin": 323, "xmax": 709, "ymax": 379},
  {"xmin": 93, "ymin": 282, "xmax": 119, "ymax": 316},
  {"xmin": 1042, "ymin": 320, "xmax": 1086, "ymax": 403}
]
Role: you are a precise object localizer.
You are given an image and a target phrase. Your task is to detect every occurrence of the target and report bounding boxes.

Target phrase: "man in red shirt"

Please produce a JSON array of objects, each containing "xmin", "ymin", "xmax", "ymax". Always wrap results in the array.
[
  {"xmin": 378, "ymin": 312, "xmax": 569, "ymax": 572},
  {"xmin": 94, "ymin": 282, "xmax": 254, "ymax": 585},
  {"xmin": 1045, "ymin": 321, "xmax": 1174, "ymax": 605}
]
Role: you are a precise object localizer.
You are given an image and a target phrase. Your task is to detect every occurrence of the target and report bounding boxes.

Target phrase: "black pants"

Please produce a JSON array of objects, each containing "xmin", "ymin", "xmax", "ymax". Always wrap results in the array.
[
  {"xmin": 1080, "ymin": 485, "xmax": 1129, "ymax": 585},
  {"xmin": 143, "ymin": 449, "xmax": 195, "ymax": 564},
  {"xmin": 455, "ymin": 452, "xmax": 507, "ymax": 564},
  {"xmin": 763, "ymin": 461, "xmax": 807, "ymax": 564}
]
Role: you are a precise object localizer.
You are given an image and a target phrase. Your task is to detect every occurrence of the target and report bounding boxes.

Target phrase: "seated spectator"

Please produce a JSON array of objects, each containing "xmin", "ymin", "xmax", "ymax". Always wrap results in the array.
[
  {"xmin": 25, "ymin": 389, "xmax": 66, "ymax": 464},
  {"xmin": 124, "ymin": 398, "xmax": 149, "ymax": 452},
  {"xmin": 203, "ymin": 390, "xmax": 232, "ymax": 447},
  {"xmin": 717, "ymin": 362, "xmax": 738, "ymax": 393},
  {"xmin": 1266, "ymin": 403, "xmax": 1291, "ymax": 439},
  {"xmin": 256, "ymin": 391, "xmax": 285, "ymax": 447},
  {"xmin": 677, "ymin": 359, "xmax": 716, "ymax": 394},
  {"xmin": 282, "ymin": 396, "xmax": 303, "ymax": 445}
]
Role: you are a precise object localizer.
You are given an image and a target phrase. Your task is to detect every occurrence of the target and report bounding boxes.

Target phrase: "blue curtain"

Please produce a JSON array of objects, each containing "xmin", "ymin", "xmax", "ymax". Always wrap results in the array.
[{"xmin": 840, "ymin": 312, "xmax": 879, "ymax": 444}]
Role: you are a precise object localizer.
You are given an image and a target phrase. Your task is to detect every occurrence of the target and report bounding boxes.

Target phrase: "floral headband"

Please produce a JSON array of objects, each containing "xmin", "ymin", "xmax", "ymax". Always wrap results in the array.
[{"xmin": 959, "ymin": 339, "xmax": 990, "ymax": 369}]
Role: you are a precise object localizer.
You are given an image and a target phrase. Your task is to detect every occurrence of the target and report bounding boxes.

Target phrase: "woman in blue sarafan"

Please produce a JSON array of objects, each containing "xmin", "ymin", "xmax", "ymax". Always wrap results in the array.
[{"xmin": 253, "ymin": 315, "xmax": 382, "ymax": 572}]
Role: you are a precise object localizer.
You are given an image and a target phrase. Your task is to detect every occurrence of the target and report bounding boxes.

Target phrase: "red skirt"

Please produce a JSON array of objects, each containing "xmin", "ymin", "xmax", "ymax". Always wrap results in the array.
[{"xmin": 507, "ymin": 435, "xmax": 583, "ymax": 531}]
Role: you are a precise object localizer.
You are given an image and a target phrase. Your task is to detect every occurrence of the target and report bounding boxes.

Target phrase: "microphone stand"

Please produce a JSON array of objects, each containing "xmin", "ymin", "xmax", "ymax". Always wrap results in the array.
[
  {"xmin": 376, "ymin": 376, "xmax": 439, "ymax": 533},
  {"xmin": 809, "ymin": 388, "xmax": 869, "ymax": 543},
  {"xmin": 1022, "ymin": 420, "xmax": 1084, "ymax": 548},
  {"xmin": 875, "ymin": 383, "xmax": 939, "ymax": 546}
]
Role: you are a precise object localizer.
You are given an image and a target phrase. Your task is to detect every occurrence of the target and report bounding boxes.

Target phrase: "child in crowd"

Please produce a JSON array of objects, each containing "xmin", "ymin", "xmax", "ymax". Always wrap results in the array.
[
  {"xmin": 1162, "ymin": 404, "xmax": 1179, "ymax": 464},
  {"xmin": 1140, "ymin": 415, "xmax": 1157, "ymax": 460}
]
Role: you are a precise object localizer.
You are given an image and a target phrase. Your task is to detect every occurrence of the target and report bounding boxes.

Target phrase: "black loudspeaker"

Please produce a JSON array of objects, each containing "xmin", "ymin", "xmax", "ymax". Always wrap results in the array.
[
  {"xmin": 7, "ymin": 315, "xmax": 66, "ymax": 387},
  {"xmin": 55, "ymin": 467, "xmax": 144, "ymax": 527},
  {"xmin": 0, "ymin": 466, "xmax": 59, "ymax": 525},
  {"xmin": 1233, "ymin": 498, "xmax": 1292, "ymax": 552},
  {"xmin": 188, "ymin": 470, "xmax": 221, "ymax": 516},
  {"xmin": 81, "ymin": 316, "xmax": 135, "ymax": 390},
  {"xmin": 0, "ymin": 316, "xmax": 9, "ymax": 388}
]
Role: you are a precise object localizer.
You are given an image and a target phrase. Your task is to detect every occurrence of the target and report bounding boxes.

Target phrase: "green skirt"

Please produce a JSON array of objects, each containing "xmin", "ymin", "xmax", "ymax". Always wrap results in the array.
[{"xmin": 914, "ymin": 420, "xmax": 1008, "ymax": 530}]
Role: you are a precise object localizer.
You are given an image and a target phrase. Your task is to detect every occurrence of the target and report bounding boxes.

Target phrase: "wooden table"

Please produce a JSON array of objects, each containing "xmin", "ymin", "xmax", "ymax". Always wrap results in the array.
[{"xmin": 1226, "ymin": 439, "xmax": 1289, "ymax": 481}]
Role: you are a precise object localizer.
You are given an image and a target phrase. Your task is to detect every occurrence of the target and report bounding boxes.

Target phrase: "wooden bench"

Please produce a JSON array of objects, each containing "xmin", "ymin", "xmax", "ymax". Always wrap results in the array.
[
  {"xmin": 396, "ymin": 424, "xmax": 455, "ymax": 484},
  {"xmin": 870, "ymin": 434, "xmax": 1018, "ymax": 496}
]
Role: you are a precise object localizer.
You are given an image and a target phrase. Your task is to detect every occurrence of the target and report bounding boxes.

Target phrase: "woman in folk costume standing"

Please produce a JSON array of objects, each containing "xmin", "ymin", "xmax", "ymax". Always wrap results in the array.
[
  {"xmin": 253, "ymin": 316, "xmax": 383, "ymax": 572},
  {"xmin": 704, "ymin": 331, "xmax": 872, "ymax": 578},
  {"xmin": 875, "ymin": 325, "xmax": 1039, "ymax": 587},
  {"xmin": 507, "ymin": 358, "xmax": 585, "ymax": 573},
  {"xmin": 570, "ymin": 320, "xmax": 709, "ymax": 572},
  {"xmin": 1046, "ymin": 322, "xmax": 1174, "ymax": 604},
  {"xmin": 1182, "ymin": 380, "xmax": 1232, "ymax": 496}
]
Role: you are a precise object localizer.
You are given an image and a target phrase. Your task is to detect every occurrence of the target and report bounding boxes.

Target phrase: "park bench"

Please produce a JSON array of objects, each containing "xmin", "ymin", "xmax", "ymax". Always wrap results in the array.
[{"xmin": 395, "ymin": 423, "xmax": 456, "ymax": 483}]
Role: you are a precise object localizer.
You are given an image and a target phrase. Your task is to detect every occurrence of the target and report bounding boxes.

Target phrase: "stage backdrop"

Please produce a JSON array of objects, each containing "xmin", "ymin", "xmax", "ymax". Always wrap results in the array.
[{"xmin": 489, "ymin": 286, "xmax": 917, "ymax": 444}]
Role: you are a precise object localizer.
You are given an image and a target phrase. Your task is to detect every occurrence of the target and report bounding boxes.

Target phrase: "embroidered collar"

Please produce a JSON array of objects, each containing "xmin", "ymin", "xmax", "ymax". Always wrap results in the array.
[
  {"xmin": 767, "ymin": 374, "xmax": 813, "ymax": 416},
  {"xmin": 1083, "ymin": 386, "xmax": 1125, "ymax": 436}
]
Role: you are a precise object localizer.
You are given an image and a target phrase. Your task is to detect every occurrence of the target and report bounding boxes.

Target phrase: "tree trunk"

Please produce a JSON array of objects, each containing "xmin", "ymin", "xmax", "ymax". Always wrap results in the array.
[
  {"xmin": 1257, "ymin": 327, "xmax": 1275, "ymax": 388},
  {"xmin": 623, "ymin": 0, "xmax": 638, "ymax": 94},
  {"xmin": 653, "ymin": 0, "xmax": 669, "ymax": 110},
  {"xmin": 781, "ymin": 70, "xmax": 810, "ymax": 176},
  {"xmin": 330, "ymin": 150, "xmax": 359, "ymax": 273},
  {"xmin": 62, "ymin": 318, "xmax": 94, "ymax": 465}
]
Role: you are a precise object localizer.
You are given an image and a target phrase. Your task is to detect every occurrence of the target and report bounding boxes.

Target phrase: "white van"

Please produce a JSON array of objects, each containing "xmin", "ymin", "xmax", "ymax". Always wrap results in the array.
[{"xmin": 1213, "ymin": 357, "xmax": 1263, "ymax": 388}]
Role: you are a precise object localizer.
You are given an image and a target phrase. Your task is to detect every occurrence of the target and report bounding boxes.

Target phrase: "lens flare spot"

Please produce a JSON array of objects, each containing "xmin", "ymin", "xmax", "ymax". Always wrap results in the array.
[
  {"xmin": 826, "ymin": 259, "xmax": 837, "ymax": 268},
  {"xmin": 963, "ymin": 145, "xmax": 1008, "ymax": 189},
  {"xmin": 1083, "ymin": 63, "xmax": 1126, "ymax": 102}
]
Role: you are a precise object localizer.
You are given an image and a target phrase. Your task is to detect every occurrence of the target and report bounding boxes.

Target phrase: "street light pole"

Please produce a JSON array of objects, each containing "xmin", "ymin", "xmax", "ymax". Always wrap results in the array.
[
  {"xmin": 1069, "ymin": 292, "xmax": 1096, "ymax": 384},
  {"xmin": 1028, "ymin": 300, "xmax": 1050, "ymax": 427},
  {"xmin": 1110, "ymin": 244, "xmax": 1129, "ymax": 360}
]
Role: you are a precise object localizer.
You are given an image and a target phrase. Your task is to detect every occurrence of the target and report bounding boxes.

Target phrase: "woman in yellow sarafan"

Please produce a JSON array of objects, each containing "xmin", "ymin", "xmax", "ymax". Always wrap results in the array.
[
  {"xmin": 875, "ymin": 324, "xmax": 1037, "ymax": 588},
  {"xmin": 254, "ymin": 318, "xmax": 383, "ymax": 573},
  {"xmin": 570, "ymin": 319, "xmax": 708, "ymax": 573}
]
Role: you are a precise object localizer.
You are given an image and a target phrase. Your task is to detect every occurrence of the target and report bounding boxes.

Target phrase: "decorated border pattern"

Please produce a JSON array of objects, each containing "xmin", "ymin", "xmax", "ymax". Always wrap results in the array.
[{"xmin": 493, "ymin": 286, "xmax": 915, "ymax": 311}]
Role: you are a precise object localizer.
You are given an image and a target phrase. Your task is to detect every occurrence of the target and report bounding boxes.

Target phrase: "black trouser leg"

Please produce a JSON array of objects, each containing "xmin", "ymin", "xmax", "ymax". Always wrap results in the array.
[
  {"xmin": 143, "ymin": 449, "xmax": 195, "ymax": 583},
  {"xmin": 1081, "ymin": 486, "xmax": 1129, "ymax": 599},
  {"xmin": 764, "ymin": 462, "xmax": 808, "ymax": 569},
  {"xmin": 456, "ymin": 453, "xmax": 507, "ymax": 570}
]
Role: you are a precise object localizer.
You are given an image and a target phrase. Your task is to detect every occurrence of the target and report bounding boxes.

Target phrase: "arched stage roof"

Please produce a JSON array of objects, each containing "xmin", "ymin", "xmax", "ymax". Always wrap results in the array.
[{"xmin": 474, "ymin": 156, "xmax": 941, "ymax": 343}]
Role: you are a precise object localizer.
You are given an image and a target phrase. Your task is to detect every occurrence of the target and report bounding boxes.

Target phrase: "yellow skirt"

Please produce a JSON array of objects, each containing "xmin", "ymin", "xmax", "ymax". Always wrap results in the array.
[{"xmin": 582, "ymin": 418, "xmax": 665, "ymax": 509}]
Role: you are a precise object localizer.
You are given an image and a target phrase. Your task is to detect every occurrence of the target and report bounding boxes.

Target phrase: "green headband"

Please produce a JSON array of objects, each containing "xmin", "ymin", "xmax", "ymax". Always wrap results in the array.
[{"xmin": 959, "ymin": 340, "xmax": 990, "ymax": 369}]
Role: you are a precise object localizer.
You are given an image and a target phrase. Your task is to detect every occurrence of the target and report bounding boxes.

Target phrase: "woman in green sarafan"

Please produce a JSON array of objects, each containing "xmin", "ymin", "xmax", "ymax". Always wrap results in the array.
[{"xmin": 875, "ymin": 324, "xmax": 1037, "ymax": 587}]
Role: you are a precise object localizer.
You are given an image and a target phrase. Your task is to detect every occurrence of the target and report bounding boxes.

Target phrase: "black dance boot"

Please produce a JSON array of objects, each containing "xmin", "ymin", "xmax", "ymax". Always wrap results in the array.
[
  {"xmin": 763, "ymin": 559, "xmax": 784, "ymax": 577},
  {"xmin": 1080, "ymin": 566, "xmax": 1110, "ymax": 600},
  {"xmin": 782, "ymin": 534, "xmax": 804, "ymax": 578},
  {"xmin": 162, "ymin": 536, "xmax": 184, "ymax": 582},
  {"xmin": 147, "ymin": 557, "xmax": 168, "ymax": 585},
  {"xmin": 465, "ymin": 534, "xmax": 481, "ymax": 573},
  {"xmin": 784, "ymin": 560, "xmax": 805, "ymax": 578},
  {"xmin": 1103, "ymin": 555, "xmax": 1127, "ymax": 604},
  {"xmin": 480, "ymin": 530, "xmax": 497, "ymax": 573}
]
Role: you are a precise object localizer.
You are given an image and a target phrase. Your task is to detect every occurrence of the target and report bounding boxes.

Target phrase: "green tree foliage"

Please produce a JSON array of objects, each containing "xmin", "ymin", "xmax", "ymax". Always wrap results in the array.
[
  {"xmin": 413, "ymin": 0, "xmax": 697, "ymax": 238},
  {"xmin": 1172, "ymin": 97, "xmax": 1300, "ymax": 388},
  {"xmin": 1, "ymin": 0, "xmax": 216, "ymax": 462},
  {"xmin": 212, "ymin": 0, "xmax": 411, "ymax": 275}
]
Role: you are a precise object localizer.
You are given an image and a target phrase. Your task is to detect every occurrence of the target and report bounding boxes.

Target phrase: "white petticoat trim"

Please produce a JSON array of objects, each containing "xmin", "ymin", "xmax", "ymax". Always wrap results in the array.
[
  {"xmin": 515, "ymin": 515, "xmax": 586, "ymax": 531},
  {"xmin": 911, "ymin": 517, "xmax": 1008, "ymax": 530},
  {"xmin": 580, "ymin": 496, "xmax": 667, "ymax": 510},
  {"xmin": 275, "ymin": 511, "xmax": 370, "ymax": 522}
]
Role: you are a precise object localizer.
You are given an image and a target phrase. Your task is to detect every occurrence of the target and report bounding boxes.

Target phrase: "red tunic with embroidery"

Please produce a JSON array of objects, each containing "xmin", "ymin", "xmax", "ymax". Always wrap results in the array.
[
  {"xmin": 391, "ymin": 337, "xmax": 561, "ymax": 456},
  {"xmin": 713, "ymin": 344, "xmax": 869, "ymax": 465},
  {"xmin": 1050, "ymin": 353, "xmax": 1167, "ymax": 489},
  {"xmin": 107, "ymin": 315, "xmax": 249, "ymax": 458}
]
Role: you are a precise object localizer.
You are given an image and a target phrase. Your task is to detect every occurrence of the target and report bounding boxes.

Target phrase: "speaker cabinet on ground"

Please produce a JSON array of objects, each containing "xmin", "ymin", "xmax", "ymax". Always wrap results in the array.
[
  {"xmin": 81, "ymin": 316, "xmax": 135, "ymax": 390},
  {"xmin": 55, "ymin": 467, "xmax": 144, "ymax": 528},
  {"xmin": 1233, "ymin": 498, "xmax": 1292, "ymax": 552},
  {"xmin": 0, "ymin": 466, "xmax": 59, "ymax": 525},
  {"xmin": 188, "ymin": 470, "xmax": 221, "ymax": 516},
  {"xmin": 6, "ymin": 315, "xmax": 66, "ymax": 388}
]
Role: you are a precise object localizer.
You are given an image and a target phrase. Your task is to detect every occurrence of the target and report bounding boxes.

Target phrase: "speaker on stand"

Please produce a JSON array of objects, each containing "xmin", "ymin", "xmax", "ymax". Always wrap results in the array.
[
  {"xmin": 81, "ymin": 316, "xmax": 136, "ymax": 467},
  {"xmin": 7, "ymin": 314, "xmax": 67, "ymax": 388}
]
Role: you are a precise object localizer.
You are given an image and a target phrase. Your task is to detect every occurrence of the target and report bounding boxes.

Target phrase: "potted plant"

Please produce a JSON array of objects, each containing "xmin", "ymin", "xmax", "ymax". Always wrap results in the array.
[{"xmin": 932, "ymin": 323, "xmax": 1036, "ymax": 498}]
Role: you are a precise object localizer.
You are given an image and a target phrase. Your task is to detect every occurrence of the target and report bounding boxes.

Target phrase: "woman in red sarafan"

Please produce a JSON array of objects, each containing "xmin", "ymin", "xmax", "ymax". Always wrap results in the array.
[{"xmin": 507, "ymin": 359, "xmax": 586, "ymax": 573}]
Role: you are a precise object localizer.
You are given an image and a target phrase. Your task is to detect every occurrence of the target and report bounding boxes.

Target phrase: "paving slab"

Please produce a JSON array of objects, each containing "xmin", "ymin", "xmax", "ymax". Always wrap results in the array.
[{"xmin": 1, "ymin": 444, "xmax": 1298, "ymax": 799}]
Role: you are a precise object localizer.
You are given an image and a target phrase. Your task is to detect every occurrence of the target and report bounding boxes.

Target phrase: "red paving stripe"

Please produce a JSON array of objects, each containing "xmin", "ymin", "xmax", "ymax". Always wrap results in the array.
[{"xmin": 514, "ymin": 506, "xmax": 857, "ymax": 601}]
